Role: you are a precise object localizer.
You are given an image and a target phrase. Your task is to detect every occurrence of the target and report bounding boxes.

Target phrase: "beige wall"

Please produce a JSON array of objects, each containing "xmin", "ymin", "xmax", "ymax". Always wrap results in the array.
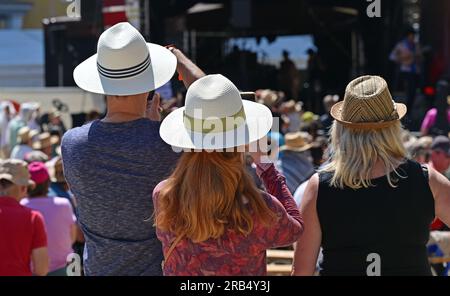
[{"xmin": 22, "ymin": 0, "xmax": 68, "ymax": 29}]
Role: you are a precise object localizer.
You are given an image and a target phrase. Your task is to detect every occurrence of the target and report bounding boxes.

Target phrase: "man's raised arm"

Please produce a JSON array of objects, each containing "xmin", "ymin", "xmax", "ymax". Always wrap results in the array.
[{"xmin": 168, "ymin": 47, "xmax": 206, "ymax": 88}]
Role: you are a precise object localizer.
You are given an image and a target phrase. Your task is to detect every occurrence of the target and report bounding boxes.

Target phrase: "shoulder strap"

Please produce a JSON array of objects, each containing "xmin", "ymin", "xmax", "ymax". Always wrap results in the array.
[
  {"xmin": 420, "ymin": 164, "xmax": 429, "ymax": 180},
  {"xmin": 407, "ymin": 159, "xmax": 430, "ymax": 181},
  {"xmin": 161, "ymin": 234, "xmax": 184, "ymax": 270}
]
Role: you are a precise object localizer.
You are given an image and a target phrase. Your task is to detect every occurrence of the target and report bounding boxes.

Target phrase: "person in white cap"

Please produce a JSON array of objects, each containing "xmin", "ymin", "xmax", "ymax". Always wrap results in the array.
[{"xmin": 62, "ymin": 22, "xmax": 205, "ymax": 276}]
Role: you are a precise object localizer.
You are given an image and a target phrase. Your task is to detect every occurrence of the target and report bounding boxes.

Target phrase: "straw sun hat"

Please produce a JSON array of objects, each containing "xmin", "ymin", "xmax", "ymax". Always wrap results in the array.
[
  {"xmin": 330, "ymin": 75, "xmax": 407, "ymax": 129},
  {"xmin": 73, "ymin": 22, "xmax": 176, "ymax": 96},
  {"xmin": 280, "ymin": 132, "xmax": 312, "ymax": 152},
  {"xmin": 160, "ymin": 74, "xmax": 273, "ymax": 150},
  {"xmin": 32, "ymin": 132, "xmax": 59, "ymax": 150}
]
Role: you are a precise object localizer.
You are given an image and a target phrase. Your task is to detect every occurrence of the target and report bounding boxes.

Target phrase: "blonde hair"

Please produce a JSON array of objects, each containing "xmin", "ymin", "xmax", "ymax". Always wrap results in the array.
[
  {"xmin": 320, "ymin": 121, "xmax": 407, "ymax": 189},
  {"xmin": 155, "ymin": 151, "xmax": 277, "ymax": 243}
]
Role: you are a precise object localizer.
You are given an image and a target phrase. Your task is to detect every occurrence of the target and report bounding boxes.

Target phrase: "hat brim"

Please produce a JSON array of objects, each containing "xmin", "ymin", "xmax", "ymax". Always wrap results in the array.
[
  {"xmin": 160, "ymin": 100, "xmax": 273, "ymax": 150},
  {"xmin": 73, "ymin": 43, "xmax": 177, "ymax": 96},
  {"xmin": 330, "ymin": 101, "xmax": 407, "ymax": 129},
  {"xmin": 32, "ymin": 136, "xmax": 60, "ymax": 150},
  {"xmin": 279, "ymin": 143, "xmax": 312, "ymax": 152},
  {"xmin": 0, "ymin": 174, "xmax": 35, "ymax": 188}
]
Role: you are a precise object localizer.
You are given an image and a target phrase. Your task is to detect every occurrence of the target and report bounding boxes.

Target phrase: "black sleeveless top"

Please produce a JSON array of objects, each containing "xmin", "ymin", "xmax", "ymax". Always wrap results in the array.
[{"xmin": 317, "ymin": 160, "xmax": 434, "ymax": 276}]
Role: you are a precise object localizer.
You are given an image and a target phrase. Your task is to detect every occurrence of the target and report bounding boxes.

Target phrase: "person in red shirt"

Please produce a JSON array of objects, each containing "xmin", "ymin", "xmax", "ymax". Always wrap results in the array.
[{"xmin": 0, "ymin": 159, "xmax": 49, "ymax": 276}]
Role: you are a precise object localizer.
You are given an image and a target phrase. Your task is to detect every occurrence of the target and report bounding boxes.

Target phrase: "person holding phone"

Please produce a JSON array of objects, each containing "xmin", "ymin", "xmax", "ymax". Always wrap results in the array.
[
  {"xmin": 61, "ymin": 22, "xmax": 205, "ymax": 275},
  {"xmin": 154, "ymin": 74, "xmax": 304, "ymax": 275}
]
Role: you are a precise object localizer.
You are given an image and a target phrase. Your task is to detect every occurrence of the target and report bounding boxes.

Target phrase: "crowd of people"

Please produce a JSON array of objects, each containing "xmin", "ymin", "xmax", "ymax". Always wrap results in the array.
[
  {"xmin": 0, "ymin": 102, "xmax": 82, "ymax": 276},
  {"xmin": 1, "ymin": 22, "xmax": 450, "ymax": 276}
]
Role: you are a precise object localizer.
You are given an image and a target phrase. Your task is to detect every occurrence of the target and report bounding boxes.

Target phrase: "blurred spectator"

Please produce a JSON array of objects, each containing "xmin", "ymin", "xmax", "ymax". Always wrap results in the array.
[
  {"xmin": 429, "ymin": 136, "xmax": 450, "ymax": 175},
  {"xmin": 403, "ymin": 133, "xmax": 417, "ymax": 150},
  {"xmin": 320, "ymin": 95, "xmax": 339, "ymax": 132},
  {"xmin": 24, "ymin": 151, "xmax": 49, "ymax": 164},
  {"xmin": 420, "ymin": 95, "xmax": 450, "ymax": 136},
  {"xmin": 417, "ymin": 136, "xmax": 433, "ymax": 149},
  {"xmin": 46, "ymin": 157, "xmax": 74, "ymax": 207},
  {"xmin": 280, "ymin": 100, "xmax": 303, "ymax": 133},
  {"xmin": 28, "ymin": 104, "xmax": 41, "ymax": 132},
  {"xmin": 301, "ymin": 111, "xmax": 319, "ymax": 125},
  {"xmin": 0, "ymin": 159, "xmax": 48, "ymax": 276},
  {"xmin": 276, "ymin": 132, "xmax": 315, "ymax": 193},
  {"xmin": 409, "ymin": 141, "xmax": 429, "ymax": 164},
  {"xmin": 278, "ymin": 50, "xmax": 300, "ymax": 100},
  {"xmin": 256, "ymin": 89, "xmax": 282, "ymax": 111},
  {"xmin": 7, "ymin": 103, "xmax": 38, "ymax": 149},
  {"xmin": 47, "ymin": 110, "xmax": 66, "ymax": 138},
  {"xmin": 406, "ymin": 136, "xmax": 433, "ymax": 164},
  {"xmin": 22, "ymin": 162, "xmax": 77, "ymax": 276},
  {"xmin": 390, "ymin": 28, "xmax": 422, "ymax": 110},
  {"xmin": 0, "ymin": 101, "xmax": 16, "ymax": 158},
  {"xmin": 300, "ymin": 113, "xmax": 322, "ymax": 140},
  {"xmin": 32, "ymin": 132, "xmax": 58, "ymax": 159},
  {"xmin": 10, "ymin": 127, "xmax": 37, "ymax": 160}
]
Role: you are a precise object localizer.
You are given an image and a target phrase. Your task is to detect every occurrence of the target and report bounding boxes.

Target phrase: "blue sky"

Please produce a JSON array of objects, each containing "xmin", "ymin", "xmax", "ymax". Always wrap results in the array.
[{"xmin": 228, "ymin": 35, "xmax": 316, "ymax": 69}]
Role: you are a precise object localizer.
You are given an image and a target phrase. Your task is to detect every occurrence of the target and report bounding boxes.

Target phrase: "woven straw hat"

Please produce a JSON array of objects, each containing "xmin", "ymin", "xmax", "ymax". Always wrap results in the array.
[
  {"xmin": 280, "ymin": 132, "xmax": 312, "ymax": 152},
  {"xmin": 330, "ymin": 75, "xmax": 407, "ymax": 129}
]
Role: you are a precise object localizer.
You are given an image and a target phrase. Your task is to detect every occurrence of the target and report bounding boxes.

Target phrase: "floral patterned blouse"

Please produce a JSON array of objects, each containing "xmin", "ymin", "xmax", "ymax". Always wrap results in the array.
[{"xmin": 153, "ymin": 162, "xmax": 304, "ymax": 276}]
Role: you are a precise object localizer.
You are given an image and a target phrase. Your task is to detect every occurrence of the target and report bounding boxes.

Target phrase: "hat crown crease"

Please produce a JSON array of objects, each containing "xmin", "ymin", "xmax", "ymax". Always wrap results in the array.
[
  {"xmin": 96, "ymin": 22, "xmax": 150, "ymax": 71},
  {"xmin": 342, "ymin": 75, "xmax": 398, "ymax": 123},
  {"xmin": 185, "ymin": 74, "xmax": 243, "ymax": 119}
]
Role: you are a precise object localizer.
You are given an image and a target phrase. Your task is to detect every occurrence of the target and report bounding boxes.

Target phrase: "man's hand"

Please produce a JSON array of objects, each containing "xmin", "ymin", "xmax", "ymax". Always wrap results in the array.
[
  {"xmin": 167, "ymin": 46, "xmax": 206, "ymax": 88},
  {"xmin": 146, "ymin": 92, "xmax": 162, "ymax": 121}
]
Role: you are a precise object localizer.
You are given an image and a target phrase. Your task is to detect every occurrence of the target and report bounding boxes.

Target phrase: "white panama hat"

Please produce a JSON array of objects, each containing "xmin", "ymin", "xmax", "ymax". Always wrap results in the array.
[
  {"xmin": 73, "ymin": 22, "xmax": 177, "ymax": 96},
  {"xmin": 160, "ymin": 74, "xmax": 273, "ymax": 150}
]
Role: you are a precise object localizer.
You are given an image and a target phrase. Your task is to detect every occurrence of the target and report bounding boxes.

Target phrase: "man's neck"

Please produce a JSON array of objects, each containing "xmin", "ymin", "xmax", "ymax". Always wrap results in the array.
[
  {"xmin": 103, "ymin": 94, "xmax": 147, "ymax": 123},
  {"xmin": 102, "ymin": 111, "xmax": 145, "ymax": 123}
]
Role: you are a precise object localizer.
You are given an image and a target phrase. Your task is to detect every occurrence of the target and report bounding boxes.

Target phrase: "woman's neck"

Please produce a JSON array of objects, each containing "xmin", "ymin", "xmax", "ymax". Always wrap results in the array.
[{"xmin": 370, "ymin": 158, "xmax": 404, "ymax": 179}]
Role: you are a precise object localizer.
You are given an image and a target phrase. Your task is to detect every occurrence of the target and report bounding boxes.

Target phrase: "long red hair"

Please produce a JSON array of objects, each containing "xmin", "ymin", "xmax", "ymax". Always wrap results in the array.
[{"xmin": 155, "ymin": 151, "xmax": 277, "ymax": 243}]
